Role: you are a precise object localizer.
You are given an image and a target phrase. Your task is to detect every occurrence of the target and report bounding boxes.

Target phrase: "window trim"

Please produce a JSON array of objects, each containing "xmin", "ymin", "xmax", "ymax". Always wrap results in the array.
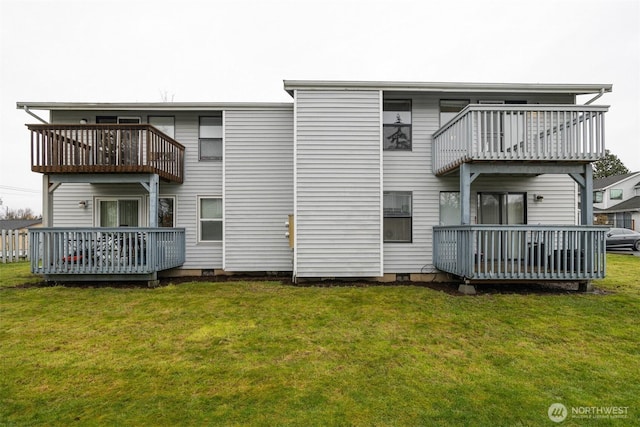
[
  {"xmin": 439, "ymin": 191, "xmax": 461, "ymax": 226},
  {"xmin": 198, "ymin": 196, "xmax": 223, "ymax": 243},
  {"xmin": 383, "ymin": 191, "xmax": 413, "ymax": 243},
  {"xmin": 199, "ymin": 115, "xmax": 223, "ymax": 161},
  {"xmin": 610, "ymin": 189, "xmax": 623, "ymax": 200},
  {"xmin": 383, "ymin": 99, "xmax": 412, "ymax": 151},
  {"xmin": 148, "ymin": 115, "xmax": 175, "ymax": 139},
  {"xmin": 593, "ymin": 191, "xmax": 604, "ymax": 203},
  {"xmin": 146, "ymin": 195, "xmax": 176, "ymax": 228},
  {"xmin": 94, "ymin": 197, "xmax": 143, "ymax": 227}
]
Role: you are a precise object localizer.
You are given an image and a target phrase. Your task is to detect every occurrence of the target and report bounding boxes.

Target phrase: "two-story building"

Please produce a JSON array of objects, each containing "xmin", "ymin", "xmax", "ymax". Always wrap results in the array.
[
  {"xmin": 18, "ymin": 80, "xmax": 611, "ymax": 290},
  {"xmin": 593, "ymin": 171, "xmax": 640, "ymax": 230}
]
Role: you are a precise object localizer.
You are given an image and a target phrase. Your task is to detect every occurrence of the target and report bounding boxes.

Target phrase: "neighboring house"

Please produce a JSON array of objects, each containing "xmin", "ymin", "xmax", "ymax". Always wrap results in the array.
[
  {"xmin": 0, "ymin": 218, "xmax": 42, "ymax": 261},
  {"xmin": 593, "ymin": 172, "xmax": 640, "ymax": 230},
  {"xmin": 17, "ymin": 80, "xmax": 612, "ymax": 287},
  {"xmin": 0, "ymin": 219, "xmax": 43, "ymax": 231}
]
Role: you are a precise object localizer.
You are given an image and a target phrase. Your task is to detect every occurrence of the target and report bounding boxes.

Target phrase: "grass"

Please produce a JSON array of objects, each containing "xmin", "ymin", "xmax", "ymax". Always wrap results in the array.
[{"xmin": 1, "ymin": 255, "xmax": 639, "ymax": 426}]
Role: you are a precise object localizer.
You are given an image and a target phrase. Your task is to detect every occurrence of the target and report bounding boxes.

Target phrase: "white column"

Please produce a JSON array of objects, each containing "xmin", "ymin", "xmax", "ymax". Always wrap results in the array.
[{"xmin": 148, "ymin": 174, "xmax": 159, "ymax": 228}]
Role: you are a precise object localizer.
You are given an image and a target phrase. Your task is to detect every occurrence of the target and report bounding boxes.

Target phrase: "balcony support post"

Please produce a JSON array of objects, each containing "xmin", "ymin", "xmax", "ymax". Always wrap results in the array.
[
  {"xmin": 149, "ymin": 174, "xmax": 159, "ymax": 228},
  {"xmin": 460, "ymin": 163, "xmax": 480, "ymax": 225},
  {"xmin": 570, "ymin": 164, "xmax": 593, "ymax": 225}
]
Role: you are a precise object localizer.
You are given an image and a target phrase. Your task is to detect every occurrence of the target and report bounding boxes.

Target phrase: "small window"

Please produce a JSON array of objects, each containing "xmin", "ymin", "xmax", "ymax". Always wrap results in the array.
[
  {"xmin": 383, "ymin": 100, "xmax": 412, "ymax": 151},
  {"xmin": 384, "ymin": 191, "xmax": 412, "ymax": 243},
  {"xmin": 158, "ymin": 197, "xmax": 175, "ymax": 227},
  {"xmin": 593, "ymin": 191, "xmax": 604, "ymax": 203},
  {"xmin": 199, "ymin": 197, "xmax": 222, "ymax": 241},
  {"xmin": 199, "ymin": 115, "xmax": 222, "ymax": 161},
  {"xmin": 439, "ymin": 191, "xmax": 461, "ymax": 226},
  {"xmin": 610, "ymin": 189, "xmax": 623, "ymax": 200},
  {"xmin": 439, "ymin": 100, "xmax": 469, "ymax": 127},
  {"xmin": 149, "ymin": 116, "xmax": 175, "ymax": 139}
]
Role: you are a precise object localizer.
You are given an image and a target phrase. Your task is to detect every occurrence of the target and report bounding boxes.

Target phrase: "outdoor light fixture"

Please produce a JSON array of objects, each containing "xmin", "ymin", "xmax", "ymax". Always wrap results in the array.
[{"xmin": 78, "ymin": 200, "xmax": 87, "ymax": 209}]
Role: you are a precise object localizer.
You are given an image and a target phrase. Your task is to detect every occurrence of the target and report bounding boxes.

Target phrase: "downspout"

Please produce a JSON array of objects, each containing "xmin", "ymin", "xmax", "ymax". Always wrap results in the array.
[
  {"xmin": 23, "ymin": 105, "xmax": 48, "ymax": 124},
  {"xmin": 584, "ymin": 88, "xmax": 605, "ymax": 105}
]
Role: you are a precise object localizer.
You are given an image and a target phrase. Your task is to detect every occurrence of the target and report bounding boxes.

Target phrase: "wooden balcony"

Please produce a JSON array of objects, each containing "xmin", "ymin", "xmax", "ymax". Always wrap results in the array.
[
  {"xmin": 30, "ymin": 228, "xmax": 185, "ymax": 278},
  {"xmin": 432, "ymin": 105, "xmax": 608, "ymax": 176},
  {"xmin": 28, "ymin": 124, "xmax": 185, "ymax": 183},
  {"xmin": 433, "ymin": 225, "xmax": 606, "ymax": 281}
]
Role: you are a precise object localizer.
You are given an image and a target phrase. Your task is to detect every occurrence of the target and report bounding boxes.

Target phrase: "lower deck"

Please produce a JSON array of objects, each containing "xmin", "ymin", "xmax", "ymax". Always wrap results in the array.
[
  {"xmin": 30, "ymin": 228, "xmax": 185, "ymax": 280},
  {"xmin": 433, "ymin": 225, "xmax": 606, "ymax": 281}
]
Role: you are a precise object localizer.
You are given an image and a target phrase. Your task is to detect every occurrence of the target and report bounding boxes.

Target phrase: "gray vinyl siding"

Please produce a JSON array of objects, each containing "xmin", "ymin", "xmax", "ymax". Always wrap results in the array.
[
  {"xmin": 49, "ymin": 110, "xmax": 223, "ymax": 270},
  {"xmin": 224, "ymin": 108, "xmax": 294, "ymax": 271},
  {"xmin": 383, "ymin": 92, "xmax": 578, "ymax": 273},
  {"xmin": 295, "ymin": 90, "xmax": 382, "ymax": 277}
]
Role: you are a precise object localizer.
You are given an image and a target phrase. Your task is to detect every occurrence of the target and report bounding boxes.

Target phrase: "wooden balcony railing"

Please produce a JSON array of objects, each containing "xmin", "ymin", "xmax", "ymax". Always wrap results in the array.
[
  {"xmin": 433, "ymin": 225, "xmax": 606, "ymax": 281},
  {"xmin": 30, "ymin": 227, "xmax": 186, "ymax": 275},
  {"xmin": 432, "ymin": 105, "xmax": 608, "ymax": 175},
  {"xmin": 28, "ymin": 124, "xmax": 185, "ymax": 183}
]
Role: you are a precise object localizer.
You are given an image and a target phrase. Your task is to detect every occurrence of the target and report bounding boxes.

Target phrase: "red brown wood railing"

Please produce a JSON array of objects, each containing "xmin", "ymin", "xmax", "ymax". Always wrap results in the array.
[{"xmin": 27, "ymin": 124, "xmax": 185, "ymax": 183}]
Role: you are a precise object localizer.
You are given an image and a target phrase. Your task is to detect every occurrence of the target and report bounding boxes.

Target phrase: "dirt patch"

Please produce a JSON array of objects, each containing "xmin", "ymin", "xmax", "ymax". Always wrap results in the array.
[{"xmin": 5, "ymin": 274, "xmax": 611, "ymax": 296}]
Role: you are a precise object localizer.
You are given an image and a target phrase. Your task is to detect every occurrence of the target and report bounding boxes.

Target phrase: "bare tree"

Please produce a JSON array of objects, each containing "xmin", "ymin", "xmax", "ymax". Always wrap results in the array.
[{"xmin": 2, "ymin": 207, "xmax": 40, "ymax": 220}]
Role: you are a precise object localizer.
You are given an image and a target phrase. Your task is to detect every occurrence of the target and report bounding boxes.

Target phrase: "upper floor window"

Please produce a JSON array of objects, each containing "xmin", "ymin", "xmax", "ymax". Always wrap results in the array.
[
  {"xmin": 383, "ymin": 100, "xmax": 412, "ymax": 151},
  {"xmin": 149, "ymin": 116, "xmax": 175, "ymax": 139},
  {"xmin": 610, "ymin": 189, "xmax": 623, "ymax": 200},
  {"xmin": 593, "ymin": 191, "xmax": 604, "ymax": 203},
  {"xmin": 383, "ymin": 191, "xmax": 412, "ymax": 243},
  {"xmin": 440, "ymin": 100, "xmax": 469, "ymax": 127},
  {"xmin": 199, "ymin": 115, "xmax": 222, "ymax": 161}
]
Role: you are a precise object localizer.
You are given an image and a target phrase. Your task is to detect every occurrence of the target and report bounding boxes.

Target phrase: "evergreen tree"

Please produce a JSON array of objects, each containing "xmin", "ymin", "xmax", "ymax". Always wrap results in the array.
[{"xmin": 593, "ymin": 150, "xmax": 630, "ymax": 179}]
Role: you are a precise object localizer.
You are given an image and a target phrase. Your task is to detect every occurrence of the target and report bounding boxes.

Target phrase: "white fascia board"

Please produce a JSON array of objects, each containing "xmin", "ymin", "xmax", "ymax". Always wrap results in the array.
[
  {"xmin": 16, "ymin": 102, "xmax": 293, "ymax": 111},
  {"xmin": 283, "ymin": 80, "xmax": 613, "ymax": 96}
]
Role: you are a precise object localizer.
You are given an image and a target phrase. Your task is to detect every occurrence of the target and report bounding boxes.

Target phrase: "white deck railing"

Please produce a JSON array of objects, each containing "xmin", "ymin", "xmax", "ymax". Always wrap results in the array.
[
  {"xmin": 432, "ymin": 105, "xmax": 608, "ymax": 175},
  {"xmin": 30, "ymin": 228, "xmax": 185, "ymax": 275},
  {"xmin": 433, "ymin": 225, "xmax": 606, "ymax": 281}
]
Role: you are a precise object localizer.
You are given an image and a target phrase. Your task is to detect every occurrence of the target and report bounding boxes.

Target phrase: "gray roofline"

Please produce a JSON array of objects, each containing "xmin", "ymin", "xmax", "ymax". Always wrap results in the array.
[
  {"xmin": 593, "ymin": 172, "xmax": 640, "ymax": 190},
  {"xmin": 283, "ymin": 80, "xmax": 613, "ymax": 97},
  {"xmin": 16, "ymin": 102, "xmax": 293, "ymax": 111}
]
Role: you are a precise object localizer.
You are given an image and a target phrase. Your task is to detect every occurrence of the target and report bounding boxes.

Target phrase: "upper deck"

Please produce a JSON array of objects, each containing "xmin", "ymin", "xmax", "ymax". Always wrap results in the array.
[{"xmin": 432, "ymin": 104, "xmax": 608, "ymax": 176}]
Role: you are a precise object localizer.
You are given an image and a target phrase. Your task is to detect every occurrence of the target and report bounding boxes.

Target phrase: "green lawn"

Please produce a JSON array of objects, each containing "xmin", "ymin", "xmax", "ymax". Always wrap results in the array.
[{"xmin": 1, "ymin": 256, "xmax": 639, "ymax": 426}]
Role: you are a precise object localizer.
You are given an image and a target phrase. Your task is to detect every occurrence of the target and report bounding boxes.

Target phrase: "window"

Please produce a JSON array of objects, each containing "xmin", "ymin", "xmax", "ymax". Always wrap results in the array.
[
  {"xmin": 383, "ymin": 100, "xmax": 412, "ymax": 150},
  {"xmin": 199, "ymin": 115, "xmax": 222, "ymax": 160},
  {"xmin": 439, "ymin": 100, "xmax": 469, "ymax": 127},
  {"xmin": 439, "ymin": 192, "xmax": 460, "ymax": 226},
  {"xmin": 97, "ymin": 199, "xmax": 140, "ymax": 227},
  {"xmin": 593, "ymin": 191, "xmax": 604, "ymax": 203},
  {"xmin": 477, "ymin": 192, "xmax": 526, "ymax": 225},
  {"xmin": 149, "ymin": 116, "xmax": 175, "ymax": 139},
  {"xmin": 610, "ymin": 189, "xmax": 623, "ymax": 200},
  {"xmin": 199, "ymin": 197, "xmax": 222, "ymax": 241},
  {"xmin": 383, "ymin": 191, "xmax": 412, "ymax": 243},
  {"xmin": 158, "ymin": 197, "xmax": 175, "ymax": 227}
]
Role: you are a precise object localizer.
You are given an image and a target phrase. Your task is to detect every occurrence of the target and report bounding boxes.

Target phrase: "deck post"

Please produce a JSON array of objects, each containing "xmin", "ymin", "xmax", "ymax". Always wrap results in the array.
[
  {"xmin": 42, "ymin": 175, "xmax": 54, "ymax": 227},
  {"xmin": 148, "ymin": 174, "xmax": 159, "ymax": 228},
  {"xmin": 460, "ymin": 163, "xmax": 472, "ymax": 225},
  {"xmin": 581, "ymin": 164, "xmax": 593, "ymax": 226}
]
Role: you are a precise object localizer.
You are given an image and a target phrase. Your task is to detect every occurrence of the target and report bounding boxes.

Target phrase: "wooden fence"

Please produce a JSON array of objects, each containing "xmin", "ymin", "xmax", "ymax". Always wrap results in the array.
[{"xmin": 1, "ymin": 229, "xmax": 31, "ymax": 263}]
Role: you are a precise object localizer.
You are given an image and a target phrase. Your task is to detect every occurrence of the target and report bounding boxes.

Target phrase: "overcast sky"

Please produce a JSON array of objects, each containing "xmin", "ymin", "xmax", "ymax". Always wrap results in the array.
[{"xmin": 1, "ymin": 0, "xmax": 638, "ymax": 215}]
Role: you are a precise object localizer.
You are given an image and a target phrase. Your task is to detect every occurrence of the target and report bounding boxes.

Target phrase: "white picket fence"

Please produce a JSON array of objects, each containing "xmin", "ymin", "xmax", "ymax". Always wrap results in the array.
[{"xmin": 1, "ymin": 229, "xmax": 31, "ymax": 263}]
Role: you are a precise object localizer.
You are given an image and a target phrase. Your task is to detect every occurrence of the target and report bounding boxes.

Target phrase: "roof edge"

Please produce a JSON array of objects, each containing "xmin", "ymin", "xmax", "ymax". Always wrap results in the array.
[
  {"xmin": 283, "ymin": 80, "xmax": 612, "ymax": 96},
  {"xmin": 16, "ymin": 102, "xmax": 293, "ymax": 111}
]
